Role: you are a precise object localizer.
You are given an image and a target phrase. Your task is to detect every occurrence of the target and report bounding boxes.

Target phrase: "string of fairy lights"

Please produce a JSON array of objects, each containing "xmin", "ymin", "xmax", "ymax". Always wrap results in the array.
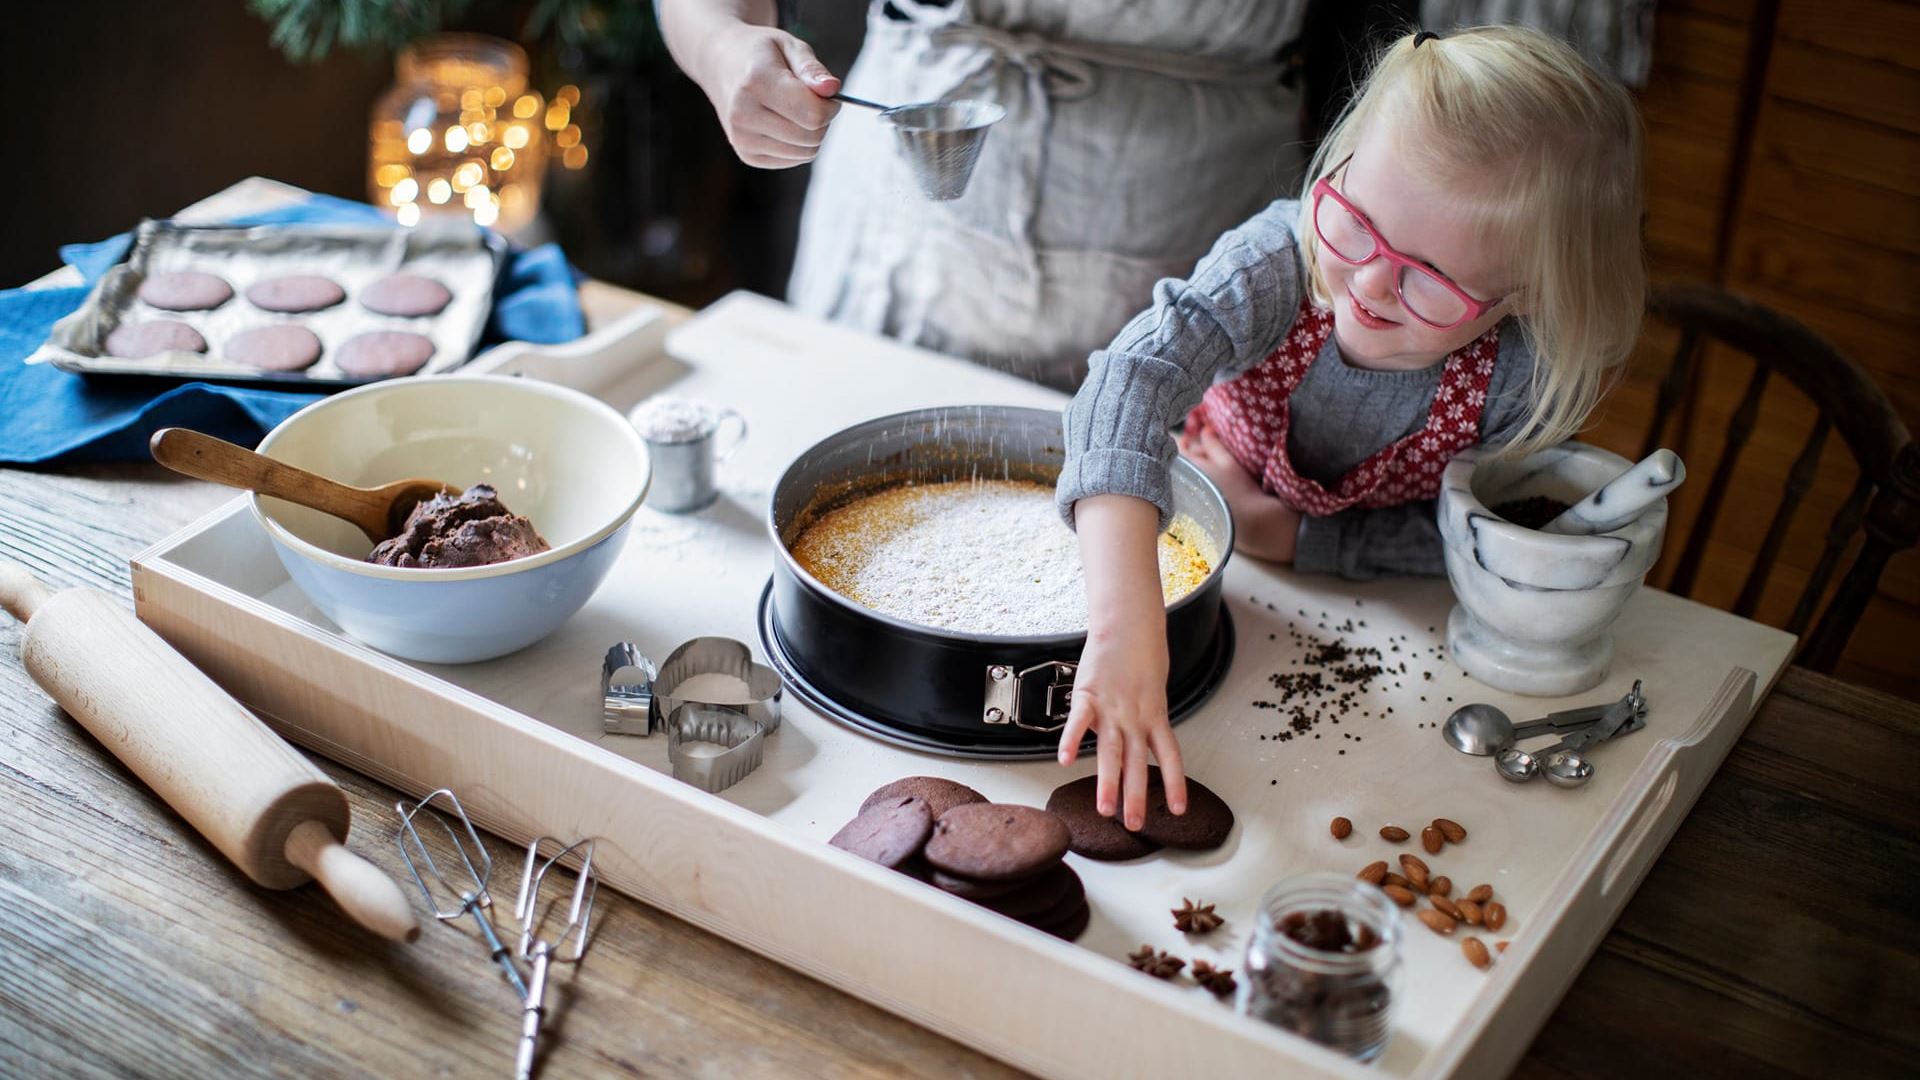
[{"xmin": 368, "ymin": 40, "xmax": 588, "ymax": 234}]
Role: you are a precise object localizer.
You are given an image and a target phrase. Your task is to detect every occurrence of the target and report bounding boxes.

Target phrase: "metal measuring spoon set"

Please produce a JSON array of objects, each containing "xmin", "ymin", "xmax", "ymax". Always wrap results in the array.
[
  {"xmin": 1441, "ymin": 681, "xmax": 1647, "ymax": 788},
  {"xmin": 395, "ymin": 789, "xmax": 598, "ymax": 1079}
]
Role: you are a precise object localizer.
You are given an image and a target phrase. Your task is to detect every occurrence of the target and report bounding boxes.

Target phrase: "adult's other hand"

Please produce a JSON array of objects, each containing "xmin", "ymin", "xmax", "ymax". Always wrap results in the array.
[{"xmin": 696, "ymin": 23, "xmax": 842, "ymax": 169}]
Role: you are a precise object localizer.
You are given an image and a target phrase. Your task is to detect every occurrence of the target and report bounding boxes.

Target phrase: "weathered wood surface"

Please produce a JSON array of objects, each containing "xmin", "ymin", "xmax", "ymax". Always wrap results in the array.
[{"xmin": 2, "ymin": 458, "xmax": 1915, "ymax": 1078}]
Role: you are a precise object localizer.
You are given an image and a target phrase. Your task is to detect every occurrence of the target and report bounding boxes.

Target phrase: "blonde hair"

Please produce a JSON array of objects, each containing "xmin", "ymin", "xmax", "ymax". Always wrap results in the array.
[{"xmin": 1298, "ymin": 26, "xmax": 1646, "ymax": 456}]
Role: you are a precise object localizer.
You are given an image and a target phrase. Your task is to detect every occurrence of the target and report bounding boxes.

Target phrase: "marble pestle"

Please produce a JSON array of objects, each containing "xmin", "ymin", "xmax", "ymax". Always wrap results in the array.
[{"xmin": 1540, "ymin": 449, "xmax": 1687, "ymax": 536}]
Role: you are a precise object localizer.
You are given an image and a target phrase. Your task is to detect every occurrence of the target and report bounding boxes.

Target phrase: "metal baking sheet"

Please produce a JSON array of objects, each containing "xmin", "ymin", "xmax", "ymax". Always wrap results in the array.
[{"xmin": 31, "ymin": 219, "xmax": 507, "ymax": 386}]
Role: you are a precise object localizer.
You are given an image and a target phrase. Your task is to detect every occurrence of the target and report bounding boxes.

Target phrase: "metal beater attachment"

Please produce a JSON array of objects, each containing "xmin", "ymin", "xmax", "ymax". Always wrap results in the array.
[
  {"xmin": 394, "ymin": 788, "xmax": 529, "ymax": 1001},
  {"xmin": 513, "ymin": 837, "xmax": 598, "ymax": 1080}
]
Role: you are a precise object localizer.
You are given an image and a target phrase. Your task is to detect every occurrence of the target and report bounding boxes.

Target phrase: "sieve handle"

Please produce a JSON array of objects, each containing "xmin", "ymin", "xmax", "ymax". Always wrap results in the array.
[{"xmin": 832, "ymin": 92, "xmax": 893, "ymax": 111}]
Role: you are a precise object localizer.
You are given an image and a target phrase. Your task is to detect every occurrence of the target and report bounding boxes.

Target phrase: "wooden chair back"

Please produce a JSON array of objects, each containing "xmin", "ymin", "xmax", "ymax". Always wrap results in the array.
[{"xmin": 1640, "ymin": 282, "xmax": 1918, "ymax": 672}]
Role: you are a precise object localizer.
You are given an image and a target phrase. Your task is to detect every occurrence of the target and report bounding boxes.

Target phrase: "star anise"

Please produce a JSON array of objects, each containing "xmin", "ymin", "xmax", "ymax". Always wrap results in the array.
[
  {"xmin": 1172, "ymin": 898, "xmax": 1224, "ymax": 934},
  {"xmin": 1127, "ymin": 945, "xmax": 1186, "ymax": 980},
  {"xmin": 1189, "ymin": 959, "xmax": 1238, "ymax": 998}
]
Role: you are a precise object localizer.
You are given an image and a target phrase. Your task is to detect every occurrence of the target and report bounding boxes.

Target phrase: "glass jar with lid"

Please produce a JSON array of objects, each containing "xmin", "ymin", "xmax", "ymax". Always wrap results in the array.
[
  {"xmin": 1237, "ymin": 871, "xmax": 1403, "ymax": 1062},
  {"xmin": 368, "ymin": 33, "xmax": 547, "ymax": 232}
]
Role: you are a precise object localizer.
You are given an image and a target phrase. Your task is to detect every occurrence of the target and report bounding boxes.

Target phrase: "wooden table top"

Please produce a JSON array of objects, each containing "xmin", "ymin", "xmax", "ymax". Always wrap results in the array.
[{"xmin": 4, "ymin": 183, "xmax": 1916, "ymax": 1079}]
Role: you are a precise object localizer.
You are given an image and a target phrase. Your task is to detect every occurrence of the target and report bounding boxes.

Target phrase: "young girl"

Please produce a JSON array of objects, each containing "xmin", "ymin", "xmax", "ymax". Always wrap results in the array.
[{"xmin": 1052, "ymin": 26, "xmax": 1646, "ymax": 826}]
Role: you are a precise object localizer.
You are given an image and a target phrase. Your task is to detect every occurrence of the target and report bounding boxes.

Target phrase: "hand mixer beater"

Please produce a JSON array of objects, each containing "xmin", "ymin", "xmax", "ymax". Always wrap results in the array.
[
  {"xmin": 394, "ymin": 788, "xmax": 530, "ymax": 1001},
  {"xmin": 513, "ymin": 837, "xmax": 597, "ymax": 1080}
]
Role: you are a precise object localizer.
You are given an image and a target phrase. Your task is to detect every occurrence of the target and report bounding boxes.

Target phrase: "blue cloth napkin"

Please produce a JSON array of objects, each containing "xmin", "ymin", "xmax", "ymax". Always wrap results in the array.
[{"xmin": 0, "ymin": 193, "xmax": 586, "ymax": 464}]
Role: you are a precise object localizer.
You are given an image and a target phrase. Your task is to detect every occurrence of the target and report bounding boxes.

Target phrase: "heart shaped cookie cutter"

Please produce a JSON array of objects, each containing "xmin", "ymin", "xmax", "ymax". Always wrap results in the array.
[{"xmin": 602, "ymin": 637, "xmax": 783, "ymax": 792}]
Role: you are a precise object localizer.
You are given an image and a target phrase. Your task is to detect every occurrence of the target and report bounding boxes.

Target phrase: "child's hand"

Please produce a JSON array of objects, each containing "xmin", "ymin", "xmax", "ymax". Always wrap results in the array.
[
  {"xmin": 1180, "ymin": 427, "xmax": 1301, "ymax": 563},
  {"xmin": 1062, "ymin": 495, "xmax": 1189, "ymax": 829}
]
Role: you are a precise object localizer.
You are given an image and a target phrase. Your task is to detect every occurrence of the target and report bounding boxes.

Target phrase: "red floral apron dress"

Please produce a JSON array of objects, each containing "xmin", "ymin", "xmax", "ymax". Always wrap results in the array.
[{"xmin": 1187, "ymin": 299, "xmax": 1500, "ymax": 514}]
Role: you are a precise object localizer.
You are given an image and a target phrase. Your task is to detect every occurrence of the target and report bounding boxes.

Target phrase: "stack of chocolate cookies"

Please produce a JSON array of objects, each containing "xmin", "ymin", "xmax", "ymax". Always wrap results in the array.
[{"xmin": 830, "ymin": 777, "xmax": 1090, "ymax": 941}]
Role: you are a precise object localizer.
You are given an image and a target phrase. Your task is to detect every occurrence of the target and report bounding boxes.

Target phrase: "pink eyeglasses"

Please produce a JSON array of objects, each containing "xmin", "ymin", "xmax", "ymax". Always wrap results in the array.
[{"xmin": 1311, "ymin": 156, "xmax": 1507, "ymax": 330}]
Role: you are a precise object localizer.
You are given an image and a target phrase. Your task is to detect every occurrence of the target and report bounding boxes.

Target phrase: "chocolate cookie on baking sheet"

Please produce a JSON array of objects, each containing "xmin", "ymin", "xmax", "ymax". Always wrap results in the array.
[
  {"xmin": 137, "ymin": 270, "xmax": 232, "ymax": 311},
  {"xmin": 1046, "ymin": 775, "xmax": 1162, "ymax": 861},
  {"xmin": 336, "ymin": 331, "xmax": 435, "ymax": 378},
  {"xmin": 1135, "ymin": 767, "xmax": 1235, "ymax": 851},
  {"xmin": 104, "ymin": 320, "xmax": 207, "ymax": 358},
  {"xmin": 246, "ymin": 274, "xmax": 346, "ymax": 313},
  {"xmin": 861, "ymin": 776, "xmax": 987, "ymax": 823},
  {"xmin": 226, "ymin": 325, "xmax": 323, "ymax": 372},
  {"xmin": 361, "ymin": 272, "xmax": 453, "ymax": 317},
  {"xmin": 924, "ymin": 803, "xmax": 1070, "ymax": 883},
  {"xmin": 829, "ymin": 795, "xmax": 934, "ymax": 871}
]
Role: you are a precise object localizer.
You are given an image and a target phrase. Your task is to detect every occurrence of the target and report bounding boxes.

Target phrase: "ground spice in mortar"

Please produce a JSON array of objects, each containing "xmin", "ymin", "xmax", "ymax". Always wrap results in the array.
[{"xmin": 1490, "ymin": 496, "xmax": 1572, "ymax": 530}]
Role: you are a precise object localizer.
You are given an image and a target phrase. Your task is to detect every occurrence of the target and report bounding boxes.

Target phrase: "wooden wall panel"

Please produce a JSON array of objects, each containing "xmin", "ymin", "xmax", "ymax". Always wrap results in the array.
[{"xmin": 1622, "ymin": 0, "xmax": 1920, "ymax": 700}]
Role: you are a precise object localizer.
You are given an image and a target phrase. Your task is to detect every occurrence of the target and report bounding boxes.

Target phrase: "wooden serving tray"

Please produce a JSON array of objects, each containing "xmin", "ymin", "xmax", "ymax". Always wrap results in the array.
[{"xmin": 131, "ymin": 293, "xmax": 1797, "ymax": 1079}]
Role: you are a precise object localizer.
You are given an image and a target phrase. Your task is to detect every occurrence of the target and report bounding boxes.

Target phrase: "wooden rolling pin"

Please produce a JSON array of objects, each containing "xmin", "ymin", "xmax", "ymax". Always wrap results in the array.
[{"xmin": 0, "ymin": 561, "xmax": 419, "ymax": 942}]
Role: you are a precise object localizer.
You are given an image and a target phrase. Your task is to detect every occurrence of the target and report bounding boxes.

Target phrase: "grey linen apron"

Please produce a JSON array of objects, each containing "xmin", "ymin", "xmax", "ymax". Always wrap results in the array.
[{"xmin": 787, "ymin": 0, "xmax": 1309, "ymax": 390}]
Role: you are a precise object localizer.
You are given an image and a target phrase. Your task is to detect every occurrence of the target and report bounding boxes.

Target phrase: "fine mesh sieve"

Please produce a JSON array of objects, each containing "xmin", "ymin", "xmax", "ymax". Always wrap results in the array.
[{"xmin": 835, "ymin": 94, "xmax": 1007, "ymax": 201}]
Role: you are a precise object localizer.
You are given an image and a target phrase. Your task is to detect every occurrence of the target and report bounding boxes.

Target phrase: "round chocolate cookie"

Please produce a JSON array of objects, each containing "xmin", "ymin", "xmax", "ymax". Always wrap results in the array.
[
  {"xmin": 246, "ymin": 274, "xmax": 346, "ymax": 313},
  {"xmin": 1135, "ymin": 767, "xmax": 1235, "ymax": 851},
  {"xmin": 828, "ymin": 795, "xmax": 933, "ymax": 871},
  {"xmin": 930, "ymin": 868, "xmax": 1027, "ymax": 901},
  {"xmin": 924, "ymin": 803, "xmax": 1070, "ymax": 884},
  {"xmin": 137, "ymin": 270, "xmax": 232, "ymax": 312},
  {"xmin": 336, "ymin": 331, "xmax": 435, "ymax": 378},
  {"xmin": 861, "ymin": 776, "xmax": 988, "ymax": 823},
  {"xmin": 361, "ymin": 272, "xmax": 453, "ymax": 317},
  {"xmin": 981, "ymin": 863, "xmax": 1083, "ymax": 921},
  {"xmin": 226, "ymin": 325, "xmax": 323, "ymax": 372},
  {"xmin": 104, "ymin": 320, "xmax": 207, "ymax": 359},
  {"xmin": 1046, "ymin": 775, "xmax": 1163, "ymax": 861},
  {"xmin": 1018, "ymin": 871, "xmax": 1089, "ymax": 928},
  {"xmin": 1037, "ymin": 900, "xmax": 1091, "ymax": 942}
]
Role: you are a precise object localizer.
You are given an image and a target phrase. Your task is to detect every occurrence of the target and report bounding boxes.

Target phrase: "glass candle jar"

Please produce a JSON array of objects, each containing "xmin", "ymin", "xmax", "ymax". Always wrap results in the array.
[
  {"xmin": 1237, "ymin": 872, "xmax": 1403, "ymax": 1062},
  {"xmin": 368, "ymin": 34, "xmax": 547, "ymax": 232}
]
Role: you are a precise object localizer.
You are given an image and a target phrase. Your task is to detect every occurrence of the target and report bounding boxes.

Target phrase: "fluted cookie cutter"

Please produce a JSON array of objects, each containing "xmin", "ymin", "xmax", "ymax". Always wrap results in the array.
[
  {"xmin": 601, "ymin": 637, "xmax": 783, "ymax": 792},
  {"xmin": 666, "ymin": 703, "xmax": 767, "ymax": 792}
]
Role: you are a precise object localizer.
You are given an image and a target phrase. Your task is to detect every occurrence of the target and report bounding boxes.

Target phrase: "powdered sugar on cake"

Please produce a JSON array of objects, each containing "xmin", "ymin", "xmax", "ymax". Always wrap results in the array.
[{"xmin": 791, "ymin": 480, "xmax": 1211, "ymax": 636}]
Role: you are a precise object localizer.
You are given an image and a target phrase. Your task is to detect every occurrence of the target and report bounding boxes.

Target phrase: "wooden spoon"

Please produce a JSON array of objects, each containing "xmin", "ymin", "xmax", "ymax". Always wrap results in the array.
[{"xmin": 150, "ymin": 427, "xmax": 452, "ymax": 543}]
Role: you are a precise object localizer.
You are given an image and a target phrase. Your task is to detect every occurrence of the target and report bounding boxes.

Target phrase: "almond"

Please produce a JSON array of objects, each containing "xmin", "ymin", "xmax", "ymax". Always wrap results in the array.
[
  {"xmin": 1379, "ymin": 825, "xmax": 1410, "ymax": 842},
  {"xmin": 1495, "ymin": 941, "xmax": 1509, "ymax": 954},
  {"xmin": 1398, "ymin": 853, "xmax": 1429, "ymax": 876},
  {"xmin": 1358, "ymin": 860, "xmax": 1389, "ymax": 885},
  {"xmin": 1429, "ymin": 875, "xmax": 1452, "ymax": 898},
  {"xmin": 1383, "ymin": 884, "xmax": 1417, "ymax": 907},
  {"xmin": 1466, "ymin": 884, "xmax": 1493, "ymax": 904},
  {"xmin": 1417, "ymin": 909, "xmax": 1456, "ymax": 935},
  {"xmin": 1405, "ymin": 863, "xmax": 1429, "ymax": 892},
  {"xmin": 1429, "ymin": 894, "xmax": 1463, "ymax": 920},
  {"xmin": 1331, "ymin": 816, "xmax": 1353, "ymax": 840},
  {"xmin": 1462, "ymin": 936, "xmax": 1491, "ymax": 969},
  {"xmin": 1421, "ymin": 825, "xmax": 1444, "ymax": 854},
  {"xmin": 1457, "ymin": 899, "xmax": 1484, "ymax": 926},
  {"xmin": 1383, "ymin": 872, "xmax": 1413, "ymax": 890},
  {"xmin": 1484, "ymin": 901, "xmax": 1507, "ymax": 931},
  {"xmin": 1434, "ymin": 817, "xmax": 1468, "ymax": 843}
]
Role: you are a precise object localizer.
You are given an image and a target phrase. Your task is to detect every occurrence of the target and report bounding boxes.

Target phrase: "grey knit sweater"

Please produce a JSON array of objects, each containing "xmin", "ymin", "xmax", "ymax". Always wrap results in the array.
[{"xmin": 1055, "ymin": 198, "xmax": 1538, "ymax": 580}]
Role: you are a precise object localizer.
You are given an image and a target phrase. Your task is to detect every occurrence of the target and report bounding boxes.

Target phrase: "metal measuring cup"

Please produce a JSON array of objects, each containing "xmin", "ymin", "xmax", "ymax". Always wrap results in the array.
[{"xmin": 631, "ymin": 397, "xmax": 746, "ymax": 513}]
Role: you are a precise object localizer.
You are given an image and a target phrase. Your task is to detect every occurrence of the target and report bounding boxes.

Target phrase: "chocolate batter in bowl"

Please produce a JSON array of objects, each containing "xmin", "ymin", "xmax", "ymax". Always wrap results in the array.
[{"xmin": 761, "ymin": 405, "xmax": 1236, "ymax": 758}]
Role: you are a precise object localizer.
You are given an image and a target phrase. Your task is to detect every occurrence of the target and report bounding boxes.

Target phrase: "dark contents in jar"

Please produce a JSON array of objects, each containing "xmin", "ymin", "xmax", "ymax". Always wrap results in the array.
[
  {"xmin": 1246, "ymin": 907, "xmax": 1391, "ymax": 1056},
  {"xmin": 1280, "ymin": 908, "xmax": 1380, "ymax": 953},
  {"xmin": 1491, "ymin": 495, "xmax": 1572, "ymax": 531}
]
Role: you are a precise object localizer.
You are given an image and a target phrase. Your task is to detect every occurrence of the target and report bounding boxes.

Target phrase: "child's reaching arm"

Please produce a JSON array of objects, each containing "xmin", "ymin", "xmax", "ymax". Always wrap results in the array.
[{"xmin": 1055, "ymin": 199, "xmax": 1306, "ymax": 826}]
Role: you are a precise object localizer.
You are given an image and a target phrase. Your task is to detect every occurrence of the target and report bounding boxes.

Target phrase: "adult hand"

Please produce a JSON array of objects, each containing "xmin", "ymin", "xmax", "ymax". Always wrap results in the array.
[{"xmin": 695, "ymin": 23, "xmax": 843, "ymax": 169}]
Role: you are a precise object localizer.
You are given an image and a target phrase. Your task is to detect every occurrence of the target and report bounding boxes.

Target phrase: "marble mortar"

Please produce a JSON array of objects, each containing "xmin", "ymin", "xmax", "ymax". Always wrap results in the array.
[{"xmin": 1438, "ymin": 442, "xmax": 1673, "ymax": 696}]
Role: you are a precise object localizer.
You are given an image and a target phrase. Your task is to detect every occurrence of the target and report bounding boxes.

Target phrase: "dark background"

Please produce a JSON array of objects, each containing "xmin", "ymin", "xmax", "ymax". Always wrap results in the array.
[{"xmin": 0, "ymin": 1, "xmax": 867, "ymax": 299}]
